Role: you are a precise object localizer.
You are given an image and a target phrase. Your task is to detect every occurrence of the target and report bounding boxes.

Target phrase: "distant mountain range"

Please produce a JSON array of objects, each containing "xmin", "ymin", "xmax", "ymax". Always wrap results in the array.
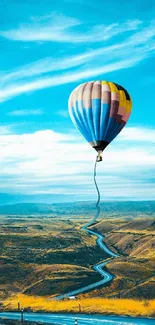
[
  {"xmin": 0, "ymin": 200, "xmax": 155, "ymax": 216},
  {"xmin": 0, "ymin": 193, "xmax": 72, "ymax": 206}
]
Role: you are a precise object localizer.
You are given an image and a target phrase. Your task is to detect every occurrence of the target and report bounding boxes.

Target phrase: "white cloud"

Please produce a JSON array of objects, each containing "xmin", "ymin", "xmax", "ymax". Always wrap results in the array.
[
  {"xmin": 0, "ymin": 54, "xmax": 92, "ymax": 84},
  {"xmin": 1, "ymin": 25, "xmax": 152, "ymax": 86},
  {"xmin": 0, "ymin": 13, "xmax": 141, "ymax": 43},
  {"xmin": 0, "ymin": 19, "xmax": 154, "ymax": 103},
  {"xmin": 0, "ymin": 55, "xmax": 147, "ymax": 103},
  {"xmin": 119, "ymin": 127, "xmax": 155, "ymax": 142},
  {"xmin": 57, "ymin": 110, "xmax": 69, "ymax": 118},
  {"xmin": 0, "ymin": 126, "xmax": 12, "ymax": 135},
  {"xmin": 0, "ymin": 126, "xmax": 155, "ymax": 200},
  {"xmin": 7, "ymin": 109, "xmax": 44, "ymax": 116}
]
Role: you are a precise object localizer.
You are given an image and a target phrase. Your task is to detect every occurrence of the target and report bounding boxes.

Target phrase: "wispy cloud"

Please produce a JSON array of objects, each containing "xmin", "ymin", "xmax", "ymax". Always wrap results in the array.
[
  {"xmin": 7, "ymin": 109, "xmax": 44, "ymax": 116},
  {"xmin": 0, "ymin": 126, "xmax": 155, "ymax": 199},
  {"xmin": 0, "ymin": 54, "xmax": 91, "ymax": 84},
  {"xmin": 0, "ymin": 56, "xmax": 145, "ymax": 103},
  {"xmin": 1, "ymin": 26, "xmax": 152, "ymax": 83},
  {"xmin": 0, "ymin": 19, "xmax": 154, "ymax": 103},
  {"xmin": 57, "ymin": 110, "xmax": 69, "ymax": 118},
  {"xmin": 0, "ymin": 126, "xmax": 12, "ymax": 135},
  {"xmin": 0, "ymin": 12, "xmax": 141, "ymax": 43}
]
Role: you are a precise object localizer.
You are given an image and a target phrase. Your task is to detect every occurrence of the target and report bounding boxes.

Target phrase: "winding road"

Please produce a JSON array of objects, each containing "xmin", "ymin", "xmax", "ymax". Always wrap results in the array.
[
  {"xmin": 55, "ymin": 211, "xmax": 118, "ymax": 300},
  {"xmin": 54, "ymin": 158, "xmax": 119, "ymax": 300}
]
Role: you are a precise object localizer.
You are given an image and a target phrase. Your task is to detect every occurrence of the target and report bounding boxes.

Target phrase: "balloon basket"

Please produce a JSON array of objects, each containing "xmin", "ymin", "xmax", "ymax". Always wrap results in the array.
[{"xmin": 97, "ymin": 153, "xmax": 102, "ymax": 162}]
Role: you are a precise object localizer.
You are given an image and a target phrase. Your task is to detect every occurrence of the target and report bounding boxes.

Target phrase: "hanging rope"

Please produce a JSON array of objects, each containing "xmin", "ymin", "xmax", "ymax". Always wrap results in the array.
[
  {"xmin": 93, "ymin": 156, "xmax": 101, "ymax": 222},
  {"xmin": 81, "ymin": 155, "xmax": 101, "ymax": 229}
]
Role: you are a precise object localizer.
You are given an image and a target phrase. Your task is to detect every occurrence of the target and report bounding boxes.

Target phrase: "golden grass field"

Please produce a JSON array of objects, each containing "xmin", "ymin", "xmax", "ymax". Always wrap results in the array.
[{"xmin": 3, "ymin": 293, "xmax": 155, "ymax": 318}]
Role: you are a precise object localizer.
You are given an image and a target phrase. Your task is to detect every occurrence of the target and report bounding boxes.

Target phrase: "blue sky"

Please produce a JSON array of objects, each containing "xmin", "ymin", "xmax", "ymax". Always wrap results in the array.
[{"xmin": 0, "ymin": 0, "xmax": 155, "ymax": 203}]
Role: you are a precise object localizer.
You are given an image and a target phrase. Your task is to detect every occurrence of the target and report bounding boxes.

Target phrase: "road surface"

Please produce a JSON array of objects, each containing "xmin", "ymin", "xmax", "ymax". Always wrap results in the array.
[
  {"xmin": 0, "ymin": 312, "xmax": 154, "ymax": 325},
  {"xmin": 55, "ymin": 213, "xmax": 118, "ymax": 299}
]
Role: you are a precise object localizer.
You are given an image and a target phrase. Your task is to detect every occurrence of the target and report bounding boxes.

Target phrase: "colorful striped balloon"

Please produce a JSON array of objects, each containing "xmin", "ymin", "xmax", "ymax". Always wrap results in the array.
[{"xmin": 68, "ymin": 80, "xmax": 132, "ymax": 159}]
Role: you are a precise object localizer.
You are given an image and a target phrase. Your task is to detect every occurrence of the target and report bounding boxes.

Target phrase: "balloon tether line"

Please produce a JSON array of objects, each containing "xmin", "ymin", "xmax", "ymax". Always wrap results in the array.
[{"xmin": 93, "ymin": 155, "xmax": 101, "ymax": 221}]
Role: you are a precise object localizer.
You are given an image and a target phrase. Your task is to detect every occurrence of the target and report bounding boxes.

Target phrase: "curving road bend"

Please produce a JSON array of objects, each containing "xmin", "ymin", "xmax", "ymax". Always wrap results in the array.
[{"xmin": 54, "ymin": 214, "xmax": 118, "ymax": 300}]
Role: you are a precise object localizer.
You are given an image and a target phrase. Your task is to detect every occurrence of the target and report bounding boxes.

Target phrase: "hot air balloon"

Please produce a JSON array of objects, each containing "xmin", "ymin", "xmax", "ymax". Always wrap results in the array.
[{"xmin": 68, "ymin": 81, "xmax": 132, "ymax": 162}]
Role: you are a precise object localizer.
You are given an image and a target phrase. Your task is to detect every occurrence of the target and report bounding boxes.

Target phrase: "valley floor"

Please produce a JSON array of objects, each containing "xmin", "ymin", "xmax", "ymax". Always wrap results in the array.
[{"xmin": 0, "ymin": 212, "xmax": 154, "ymax": 313}]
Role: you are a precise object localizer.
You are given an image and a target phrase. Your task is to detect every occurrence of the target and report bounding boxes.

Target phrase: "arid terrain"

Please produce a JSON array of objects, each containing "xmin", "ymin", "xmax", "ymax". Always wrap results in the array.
[
  {"xmin": 0, "ymin": 214, "xmax": 103, "ymax": 303},
  {"xmin": 84, "ymin": 217, "xmax": 155, "ymax": 299},
  {"xmin": 0, "ymin": 201, "xmax": 154, "ymax": 315}
]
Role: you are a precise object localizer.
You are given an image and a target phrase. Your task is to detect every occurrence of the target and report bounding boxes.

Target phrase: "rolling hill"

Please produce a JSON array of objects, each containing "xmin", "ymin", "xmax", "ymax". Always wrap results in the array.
[
  {"xmin": 0, "ymin": 201, "xmax": 154, "ymax": 313},
  {"xmin": 0, "ymin": 200, "xmax": 155, "ymax": 216}
]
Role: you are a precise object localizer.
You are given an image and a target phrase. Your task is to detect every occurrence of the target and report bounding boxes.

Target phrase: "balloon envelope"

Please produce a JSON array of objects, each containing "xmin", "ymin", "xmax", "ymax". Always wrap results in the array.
[{"xmin": 68, "ymin": 81, "xmax": 132, "ymax": 153}]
